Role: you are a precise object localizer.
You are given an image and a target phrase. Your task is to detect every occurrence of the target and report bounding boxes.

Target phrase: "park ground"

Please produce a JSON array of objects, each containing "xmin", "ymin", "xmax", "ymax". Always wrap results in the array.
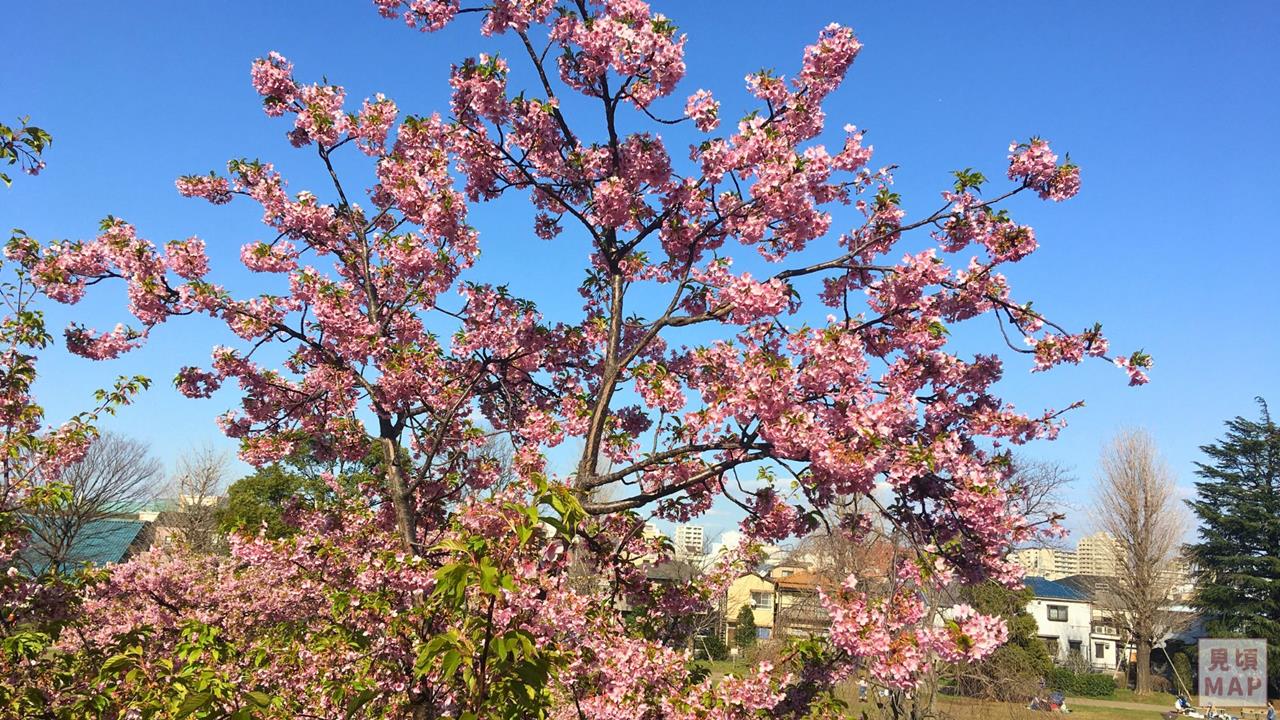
[
  {"xmin": 933, "ymin": 696, "xmax": 1269, "ymax": 720},
  {"xmin": 935, "ymin": 695, "xmax": 1167, "ymax": 720},
  {"xmin": 699, "ymin": 661, "xmax": 1224, "ymax": 720}
]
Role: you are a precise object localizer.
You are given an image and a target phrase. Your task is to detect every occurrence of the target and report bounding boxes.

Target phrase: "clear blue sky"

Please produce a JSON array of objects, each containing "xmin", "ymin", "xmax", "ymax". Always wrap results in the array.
[{"xmin": 3, "ymin": 1, "xmax": 1277, "ymax": 540}]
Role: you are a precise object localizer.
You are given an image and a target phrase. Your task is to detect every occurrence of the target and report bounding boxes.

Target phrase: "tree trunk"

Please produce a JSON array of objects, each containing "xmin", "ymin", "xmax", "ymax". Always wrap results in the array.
[
  {"xmin": 378, "ymin": 429, "xmax": 418, "ymax": 554},
  {"xmin": 1135, "ymin": 638, "xmax": 1152, "ymax": 694}
]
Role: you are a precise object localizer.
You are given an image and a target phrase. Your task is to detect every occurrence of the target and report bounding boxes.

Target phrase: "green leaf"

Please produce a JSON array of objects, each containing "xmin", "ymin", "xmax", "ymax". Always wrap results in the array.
[
  {"xmin": 99, "ymin": 653, "xmax": 136, "ymax": 676},
  {"xmin": 441, "ymin": 649, "xmax": 463, "ymax": 679},
  {"xmin": 176, "ymin": 691, "xmax": 213, "ymax": 718},
  {"xmin": 244, "ymin": 690, "xmax": 273, "ymax": 707},
  {"xmin": 345, "ymin": 688, "xmax": 379, "ymax": 718}
]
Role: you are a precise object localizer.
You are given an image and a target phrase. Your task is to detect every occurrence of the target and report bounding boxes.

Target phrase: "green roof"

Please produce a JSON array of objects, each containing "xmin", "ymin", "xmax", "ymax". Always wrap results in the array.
[{"xmin": 21, "ymin": 518, "xmax": 148, "ymax": 575}]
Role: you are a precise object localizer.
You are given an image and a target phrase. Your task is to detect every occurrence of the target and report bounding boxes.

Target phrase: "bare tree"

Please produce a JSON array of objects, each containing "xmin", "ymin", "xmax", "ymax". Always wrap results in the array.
[
  {"xmin": 164, "ymin": 445, "xmax": 229, "ymax": 554},
  {"xmin": 785, "ymin": 493, "xmax": 899, "ymax": 582},
  {"xmin": 1005, "ymin": 456, "xmax": 1075, "ymax": 549},
  {"xmin": 1093, "ymin": 429, "xmax": 1191, "ymax": 694},
  {"xmin": 22, "ymin": 432, "xmax": 161, "ymax": 575},
  {"xmin": 471, "ymin": 434, "xmax": 517, "ymax": 492}
]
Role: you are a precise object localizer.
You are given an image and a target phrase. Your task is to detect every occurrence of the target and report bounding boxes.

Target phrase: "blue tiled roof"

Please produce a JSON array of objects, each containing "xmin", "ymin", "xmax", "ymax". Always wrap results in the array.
[
  {"xmin": 21, "ymin": 518, "xmax": 148, "ymax": 575},
  {"xmin": 1024, "ymin": 576, "xmax": 1090, "ymax": 602}
]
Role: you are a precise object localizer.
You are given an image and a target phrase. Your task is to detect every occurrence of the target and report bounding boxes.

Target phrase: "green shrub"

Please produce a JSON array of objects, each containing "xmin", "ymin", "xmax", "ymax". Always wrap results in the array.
[
  {"xmin": 1170, "ymin": 651, "xmax": 1194, "ymax": 696},
  {"xmin": 694, "ymin": 633, "xmax": 728, "ymax": 661},
  {"xmin": 1074, "ymin": 672, "xmax": 1117, "ymax": 697},
  {"xmin": 955, "ymin": 643, "xmax": 1046, "ymax": 702},
  {"xmin": 1045, "ymin": 667, "xmax": 1116, "ymax": 697},
  {"xmin": 1045, "ymin": 667, "xmax": 1074, "ymax": 692},
  {"xmin": 733, "ymin": 605, "xmax": 757, "ymax": 649}
]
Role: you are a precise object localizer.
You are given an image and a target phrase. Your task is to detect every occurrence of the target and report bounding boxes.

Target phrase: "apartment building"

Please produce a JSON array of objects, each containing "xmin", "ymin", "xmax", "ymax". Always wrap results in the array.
[{"xmin": 674, "ymin": 524, "xmax": 705, "ymax": 558}]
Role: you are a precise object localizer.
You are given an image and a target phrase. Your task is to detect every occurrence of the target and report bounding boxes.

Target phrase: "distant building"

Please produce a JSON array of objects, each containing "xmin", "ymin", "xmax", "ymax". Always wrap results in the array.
[
  {"xmin": 706, "ymin": 531, "xmax": 788, "ymax": 566},
  {"xmin": 1012, "ymin": 532, "xmax": 1191, "ymax": 589},
  {"xmin": 674, "ymin": 525, "xmax": 704, "ymax": 558},
  {"xmin": 630, "ymin": 523, "xmax": 666, "ymax": 565},
  {"xmin": 1012, "ymin": 546, "xmax": 1078, "ymax": 580},
  {"xmin": 1074, "ymin": 532, "xmax": 1122, "ymax": 577}
]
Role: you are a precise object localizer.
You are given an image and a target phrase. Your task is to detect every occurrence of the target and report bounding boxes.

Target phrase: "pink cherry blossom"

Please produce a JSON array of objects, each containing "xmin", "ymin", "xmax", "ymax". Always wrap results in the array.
[
  {"xmin": 684, "ymin": 89, "xmax": 719, "ymax": 131},
  {"xmin": 175, "ymin": 174, "xmax": 232, "ymax": 204}
]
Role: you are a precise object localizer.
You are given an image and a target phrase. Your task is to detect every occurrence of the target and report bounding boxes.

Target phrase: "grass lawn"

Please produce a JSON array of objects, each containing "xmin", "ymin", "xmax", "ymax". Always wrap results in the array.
[
  {"xmin": 1093, "ymin": 688, "xmax": 1178, "ymax": 706},
  {"xmin": 934, "ymin": 696, "xmax": 1165, "ymax": 720},
  {"xmin": 698, "ymin": 659, "xmax": 747, "ymax": 677}
]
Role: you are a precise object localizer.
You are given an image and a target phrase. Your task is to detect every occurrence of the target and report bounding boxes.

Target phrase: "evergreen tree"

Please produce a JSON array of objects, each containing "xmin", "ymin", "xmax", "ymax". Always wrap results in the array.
[
  {"xmin": 734, "ymin": 604, "xmax": 758, "ymax": 649},
  {"xmin": 953, "ymin": 581, "xmax": 1053, "ymax": 700},
  {"xmin": 695, "ymin": 633, "xmax": 728, "ymax": 661},
  {"xmin": 1187, "ymin": 399, "xmax": 1280, "ymax": 695},
  {"xmin": 218, "ymin": 463, "xmax": 315, "ymax": 539},
  {"xmin": 217, "ymin": 445, "xmax": 378, "ymax": 538}
]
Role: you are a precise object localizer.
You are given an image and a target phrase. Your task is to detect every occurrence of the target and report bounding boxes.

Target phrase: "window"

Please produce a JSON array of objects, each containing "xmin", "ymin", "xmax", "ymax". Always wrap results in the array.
[
  {"xmin": 750, "ymin": 591, "xmax": 772, "ymax": 609},
  {"xmin": 1047, "ymin": 604, "xmax": 1068, "ymax": 622},
  {"xmin": 756, "ymin": 627, "xmax": 771, "ymax": 639},
  {"xmin": 1069, "ymin": 640, "xmax": 1082, "ymax": 656},
  {"xmin": 1095, "ymin": 642, "xmax": 1107, "ymax": 659},
  {"xmin": 1042, "ymin": 637, "xmax": 1060, "ymax": 657}
]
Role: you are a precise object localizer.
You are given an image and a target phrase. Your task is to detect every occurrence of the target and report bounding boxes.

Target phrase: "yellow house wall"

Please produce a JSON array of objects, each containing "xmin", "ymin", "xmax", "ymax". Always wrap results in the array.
[{"xmin": 726, "ymin": 574, "xmax": 775, "ymax": 630}]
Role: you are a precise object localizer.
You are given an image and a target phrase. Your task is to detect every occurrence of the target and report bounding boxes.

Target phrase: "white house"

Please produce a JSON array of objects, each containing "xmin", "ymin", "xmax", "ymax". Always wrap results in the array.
[
  {"xmin": 1054, "ymin": 574, "xmax": 1126, "ymax": 672},
  {"xmin": 1025, "ymin": 576, "xmax": 1100, "ymax": 667}
]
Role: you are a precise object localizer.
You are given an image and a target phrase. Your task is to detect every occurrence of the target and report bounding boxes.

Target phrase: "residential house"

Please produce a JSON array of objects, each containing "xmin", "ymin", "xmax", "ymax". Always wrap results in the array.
[
  {"xmin": 1025, "ymin": 576, "xmax": 1094, "ymax": 666},
  {"xmin": 640, "ymin": 559, "xmax": 724, "ymax": 649},
  {"xmin": 768, "ymin": 561, "xmax": 808, "ymax": 581},
  {"xmin": 1056, "ymin": 574, "xmax": 1125, "ymax": 671},
  {"xmin": 1056, "ymin": 573, "xmax": 1204, "ymax": 672},
  {"xmin": 772, "ymin": 569, "xmax": 834, "ymax": 638},
  {"xmin": 724, "ymin": 573, "xmax": 776, "ymax": 642}
]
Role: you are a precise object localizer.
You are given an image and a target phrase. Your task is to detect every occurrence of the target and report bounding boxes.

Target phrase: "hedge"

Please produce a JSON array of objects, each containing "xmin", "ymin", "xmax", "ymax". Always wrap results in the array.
[{"xmin": 1045, "ymin": 667, "xmax": 1117, "ymax": 697}]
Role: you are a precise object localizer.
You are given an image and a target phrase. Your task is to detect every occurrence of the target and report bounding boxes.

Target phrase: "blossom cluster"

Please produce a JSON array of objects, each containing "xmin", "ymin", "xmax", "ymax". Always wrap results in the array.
[{"xmin": 1008, "ymin": 138, "xmax": 1082, "ymax": 201}]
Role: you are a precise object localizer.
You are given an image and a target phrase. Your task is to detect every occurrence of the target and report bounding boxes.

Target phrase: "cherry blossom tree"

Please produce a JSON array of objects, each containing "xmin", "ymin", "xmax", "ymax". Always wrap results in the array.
[{"xmin": 7, "ymin": 1, "xmax": 1150, "ymax": 717}]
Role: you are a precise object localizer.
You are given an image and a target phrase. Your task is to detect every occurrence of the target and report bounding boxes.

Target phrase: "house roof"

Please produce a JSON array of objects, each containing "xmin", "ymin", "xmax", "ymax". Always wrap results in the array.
[
  {"xmin": 775, "ymin": 570, "xmax": 835, "ymax": 591},
  {"xmin": 1055, "ymin": 574, "xmax": 1113, "ymax": 601},
  {"xmin": 21, "ymin": 518, "xmax": 149, "ymax": 575},
  {"xmin": 646, "ymin": 559, "xmax": 701, "ymax": 581},
  {"xmin": 1024, "ymin": 576, "xmax": 1090, "ymax": 602}
]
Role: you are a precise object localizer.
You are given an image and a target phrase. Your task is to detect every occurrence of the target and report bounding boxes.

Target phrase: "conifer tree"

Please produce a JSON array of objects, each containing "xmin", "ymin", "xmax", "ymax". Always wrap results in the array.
[
  {"xmin": 734, "ymin": 604, "xmax": 758, "ymax": 649},
  {"xmin": 1187, "ymin": 399, "xmax": 1280, "ymax": 695}
]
